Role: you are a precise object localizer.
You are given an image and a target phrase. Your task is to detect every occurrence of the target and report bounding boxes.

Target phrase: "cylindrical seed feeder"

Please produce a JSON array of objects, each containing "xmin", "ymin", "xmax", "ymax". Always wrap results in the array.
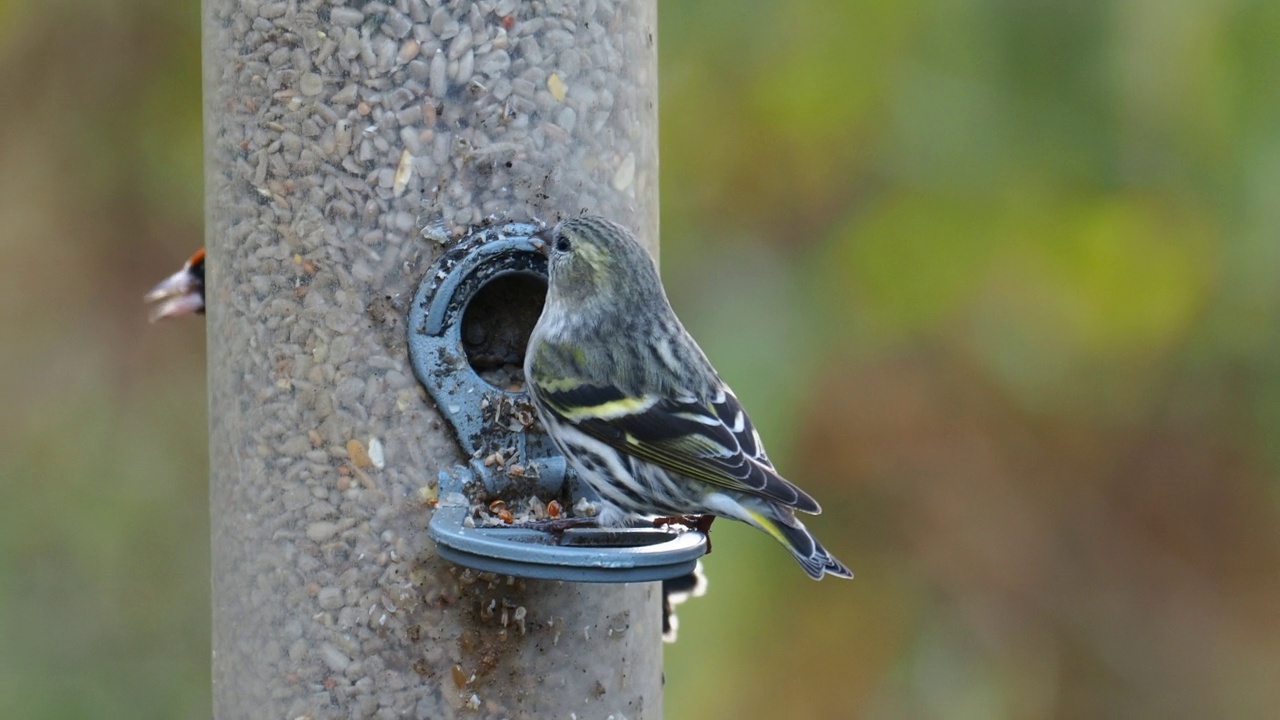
[{"xmin": 204, "ymin": 1, "xmax": 662, "ymax": 717}]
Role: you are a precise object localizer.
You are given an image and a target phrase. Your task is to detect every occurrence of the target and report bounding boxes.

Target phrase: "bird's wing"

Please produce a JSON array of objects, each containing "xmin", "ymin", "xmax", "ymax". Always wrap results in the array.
[{"xmin": 536, "ymin": 380, "xmax": 821, "ymax": 514}]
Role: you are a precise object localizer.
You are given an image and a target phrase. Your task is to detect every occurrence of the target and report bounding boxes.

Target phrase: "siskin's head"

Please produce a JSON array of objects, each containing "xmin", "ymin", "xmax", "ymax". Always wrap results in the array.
[{"xmin": 538, "ymin": 216, "xmax": 663, "ymax": 313}]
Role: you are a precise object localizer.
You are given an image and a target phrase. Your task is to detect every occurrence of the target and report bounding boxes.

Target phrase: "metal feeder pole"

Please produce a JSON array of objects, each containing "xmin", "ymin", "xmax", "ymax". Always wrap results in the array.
[{"xmin": 204, "ymin": 1, "xmax": 662, "ymax": 717}]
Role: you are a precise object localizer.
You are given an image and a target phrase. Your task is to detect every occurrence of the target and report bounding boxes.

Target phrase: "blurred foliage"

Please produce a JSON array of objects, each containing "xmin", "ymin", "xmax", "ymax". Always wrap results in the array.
[{"xmin": 2, "ymin": 0, "xmax": 1280, "ymax": 717}]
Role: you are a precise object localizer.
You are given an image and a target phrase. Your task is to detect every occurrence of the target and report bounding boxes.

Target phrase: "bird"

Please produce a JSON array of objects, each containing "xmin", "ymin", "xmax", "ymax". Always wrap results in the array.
[
  {"xmin": 144, "ymin": 247, "xmax": 206, "ymax": 321},
  {"xmin": 525, "ymin": 216, "xmax": 852, "ymax": 580}
]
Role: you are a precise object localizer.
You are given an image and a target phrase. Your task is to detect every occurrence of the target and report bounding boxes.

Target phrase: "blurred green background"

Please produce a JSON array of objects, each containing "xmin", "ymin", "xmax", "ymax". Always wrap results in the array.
[{"xmin": 4, "ymin": 0, "xmax": 1280, "ymax": 717}]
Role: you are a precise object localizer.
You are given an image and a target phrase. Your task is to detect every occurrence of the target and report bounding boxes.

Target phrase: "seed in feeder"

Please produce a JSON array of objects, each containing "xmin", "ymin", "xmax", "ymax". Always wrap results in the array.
[
  {"xmin": 347, "ymin": 439, "xmax": 372, "ymax": 468},
  {"xmin": 547, "ymin": 73, "xmax": 567, "ymax": 101},
  {"xmin": 573, "ymin": 497, "xmax": 597, "ymax": 517},
  {"xmin": 398, "ymin": 39, "xmax": 420, "ymax": 64},
  {"xmin": 418, "ymin": 484, "xmax": 439, "ymax": 506},
  {"xmin": 299, "ymin": 72, "xmax": 324, "ymax": 96},
  {"xmin": 393, "ymin": 149, "xmax": 414, "ymax": 196},
  {"xmin": 611, "ymin": 152, "xmax": 636, "ymax": 191},
  {"xmin": 547, "ymin": 500, "xmax": 562, "ymax": 518}
]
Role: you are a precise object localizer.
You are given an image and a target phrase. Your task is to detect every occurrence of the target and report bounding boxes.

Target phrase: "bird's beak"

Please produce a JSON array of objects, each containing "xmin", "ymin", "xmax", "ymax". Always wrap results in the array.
[
  {"xmin": 145, "ymin": 269, "xmax": 204, "ymax": 319},
  {"xmin": 530, "ymin": 229, "xmax": 550, "ymax": 256},
  {"xmin": 144, "ymin": 257, "xmax": 204, "ymax": 322},
  {"xmin": 145, "ymin": 292, "xmax": 206, "ymax": 322},
  {"xmin": 144, "ymin": 267, "xmax": 199, "ymax": 304}
]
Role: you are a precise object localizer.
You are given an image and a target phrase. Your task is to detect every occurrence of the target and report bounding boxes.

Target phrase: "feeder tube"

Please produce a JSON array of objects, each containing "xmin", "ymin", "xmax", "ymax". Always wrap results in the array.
[{"xmin": 204, "ymin": 0, "xmax": 661, "ymax": 716}]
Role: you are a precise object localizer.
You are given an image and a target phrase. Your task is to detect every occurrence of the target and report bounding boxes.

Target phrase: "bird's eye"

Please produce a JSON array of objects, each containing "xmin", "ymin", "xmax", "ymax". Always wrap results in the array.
[{"xmin": 554, "ymin": 235, "xmax": 572, "ymax": 252}]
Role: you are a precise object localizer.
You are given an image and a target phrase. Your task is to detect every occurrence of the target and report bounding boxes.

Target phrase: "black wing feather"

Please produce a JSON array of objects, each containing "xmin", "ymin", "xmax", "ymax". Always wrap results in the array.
[{"xmin": 541, "ymin": 382, "xmax": 821, "ymax": 513}]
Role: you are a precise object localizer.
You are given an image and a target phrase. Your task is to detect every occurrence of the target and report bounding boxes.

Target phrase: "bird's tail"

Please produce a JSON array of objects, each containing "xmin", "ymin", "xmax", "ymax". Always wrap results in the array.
[{"xmin": 745, "ymin": 505, "xmax": 853, "ymax": 580}]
